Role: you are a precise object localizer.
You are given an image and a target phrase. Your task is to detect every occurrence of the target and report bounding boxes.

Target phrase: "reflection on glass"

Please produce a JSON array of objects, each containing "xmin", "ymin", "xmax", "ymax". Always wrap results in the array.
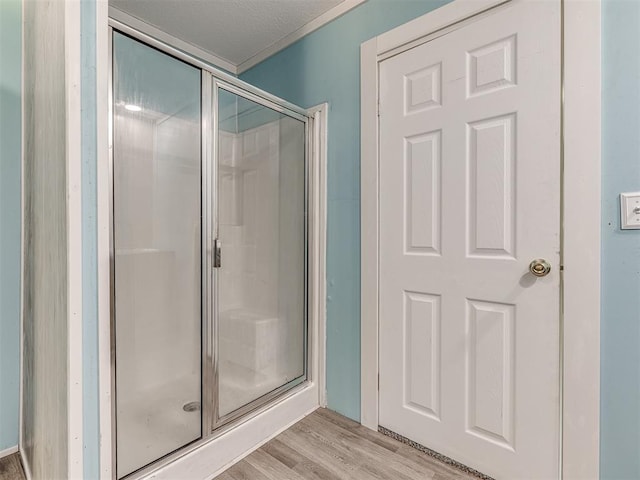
[
  {"xmin": 113, "ymin": 32, "xmax": 202, "ymax": 478},
  {"xmin": 217, "ymin": 89, "xmax": 306, "ymax": 419}
]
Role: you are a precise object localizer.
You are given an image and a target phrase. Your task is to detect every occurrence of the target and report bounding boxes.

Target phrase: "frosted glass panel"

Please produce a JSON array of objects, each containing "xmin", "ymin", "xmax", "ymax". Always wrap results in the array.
[
  {"xmin": 113, "ymin": 32, "xmax": 202, "ymax": 478},
  {"xmin": 217, "ymin": 89, "xmax": 306, "ymax": 419}
]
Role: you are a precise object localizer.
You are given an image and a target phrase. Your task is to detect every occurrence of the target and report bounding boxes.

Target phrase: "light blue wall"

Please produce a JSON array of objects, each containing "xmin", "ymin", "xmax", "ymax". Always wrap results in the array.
[
  {"xmin": 0, "ymin": 0, "xmax": 22, "ymax": 453},
  {"xmin": 241, "ymin": 0, "xmax": 451, "ymax": 421},
  {"xmin": 601, "ymin": 1, "xmax": 640, "ymax": 478},
  {"xmin": 81, "ymin": 0, "xmax": 100, "ymax": 478}
]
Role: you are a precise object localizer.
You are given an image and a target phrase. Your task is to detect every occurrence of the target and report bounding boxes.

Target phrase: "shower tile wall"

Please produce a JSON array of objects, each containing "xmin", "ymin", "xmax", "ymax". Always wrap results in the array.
[
  {"xmin": 217, "ymin": 114, "xmax": 305, "ymax": 417},
  {"xmin": 218, "ymin": 122, "xmax": 282, "ymax": 412},
  {"xmin": 115, "ymin": 111, "xmax": 200, "ymax": 398},
  {"xmin": 219, "ymin": 122, "xmax": 279, "ymax": 315}
]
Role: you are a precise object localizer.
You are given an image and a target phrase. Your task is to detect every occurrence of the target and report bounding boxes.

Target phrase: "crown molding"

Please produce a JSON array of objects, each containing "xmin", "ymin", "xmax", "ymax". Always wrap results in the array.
[
  {"xmin": 108, "ymin": 6, "xmax": 239, "ymax": 74},
  {"xmin": 108, "ymin": 1, "xmax": 368, "ymax": 77},
  {"xmin": 236, "ymin": 0, "xmax": 367, "ymax": 74}
]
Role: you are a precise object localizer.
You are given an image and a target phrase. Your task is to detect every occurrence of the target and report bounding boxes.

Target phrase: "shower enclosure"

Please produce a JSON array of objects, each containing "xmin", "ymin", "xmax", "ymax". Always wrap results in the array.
[{"xmin": 110, "ymin": 26, "xmax": 309, "ymax": 479}]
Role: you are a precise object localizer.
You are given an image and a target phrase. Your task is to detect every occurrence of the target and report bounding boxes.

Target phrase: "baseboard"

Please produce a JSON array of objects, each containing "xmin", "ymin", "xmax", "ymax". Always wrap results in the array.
[
  {"xmin": 19, "ymin": 447, "xmax": 32, "ymax": 480},
  {"xmin": 0, "ymin": 445, "xmax": 18, "ymax": 459}
]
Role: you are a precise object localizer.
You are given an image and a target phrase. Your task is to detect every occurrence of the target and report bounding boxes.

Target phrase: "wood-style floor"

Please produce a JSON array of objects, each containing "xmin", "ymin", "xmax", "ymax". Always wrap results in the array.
[
  {"xmin": 0, "ymin": 409, "xmax": 477, "ymax": 480},
  {"xmin": 0, "ymin": 454, "xmax": 24, "ymax": 480},
  {"xmin": 215, "ymin": 408, "xmax": 477, "ymax": 480}
]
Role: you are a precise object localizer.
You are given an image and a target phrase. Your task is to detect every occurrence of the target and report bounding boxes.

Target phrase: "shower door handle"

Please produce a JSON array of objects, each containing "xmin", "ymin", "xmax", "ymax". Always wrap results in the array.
[{"xmin": 213, "ymin": 239, "xmax": 222, "ymax": 268}]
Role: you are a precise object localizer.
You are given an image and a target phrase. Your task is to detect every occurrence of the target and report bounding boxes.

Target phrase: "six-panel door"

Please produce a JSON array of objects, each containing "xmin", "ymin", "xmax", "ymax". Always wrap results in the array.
[{"xmin": 379, "ymin": 2, "xmax": 562, "ymax": 478}]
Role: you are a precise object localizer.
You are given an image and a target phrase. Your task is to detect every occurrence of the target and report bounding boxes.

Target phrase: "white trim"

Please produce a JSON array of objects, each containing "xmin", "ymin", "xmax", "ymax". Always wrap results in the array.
[
  {"xmin": 20, "ymin": 448, "xmax": 32, "ymax": 480},
  {"xmin": 561, "ymin": 1, "xmax": 601, "ymax": 478},
  {"xmin": 308, "ymin": 102, "xmax": 329, "ymax": 407},
  {"xmin": 18, "ymin": 0, "xmax": 26, "ymax": 465},
  {"xmin": 359, "ymin": 36, "xmax": 378, "ymax": 431},
  {"xmin": 236, "ymin": 0, "xmax": 367, "ymax": 74},
  {"xmin": 360, "ymin": 1, "xmax": 601, "ymax": 479},
  {"xmin": 97, "ymin": 1, "xmax": 113, "ymax": 479},
  {"xmin": 0, "ymin": 446, "xmax": 18, "ymax": 460},
  {"xmin": 376, "ymin": 0, "xmax": 507, "ymax": 57},
  {"xmin": 107, "ymin": 6, "xmax": 239, "ymax": 74},
  {"xmin": 65, "ymin": 0, "xmax": 84, "ymax": 477}
]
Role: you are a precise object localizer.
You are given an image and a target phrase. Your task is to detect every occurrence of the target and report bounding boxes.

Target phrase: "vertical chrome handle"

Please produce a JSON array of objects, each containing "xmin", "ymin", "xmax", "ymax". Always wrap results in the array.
[{"xmin": 213, "ymin": 239, "xmax": 221, "ymax": 268}]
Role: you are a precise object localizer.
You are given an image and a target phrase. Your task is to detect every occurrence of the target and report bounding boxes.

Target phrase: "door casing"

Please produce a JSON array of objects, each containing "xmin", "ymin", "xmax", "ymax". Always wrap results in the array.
[{"xmin": 360, "ymin": 1, "xmax": 601, "ymax": 478}]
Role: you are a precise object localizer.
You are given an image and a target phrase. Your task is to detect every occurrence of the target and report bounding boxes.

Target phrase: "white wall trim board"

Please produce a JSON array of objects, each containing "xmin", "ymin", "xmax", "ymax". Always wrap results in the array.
[
  {"xmin": 561, "ymin": 1, "xmax": 601, "ymax": 477},
  {"xmin": 236, "ymin": 0, "xmax": 368, "ymax": 74},
  {"xmin": 107, "ymin": 6, "xmax": 239, "ymax": 74},
  {"xmin": 359, "ymin": 35, "xmax": 378, "ymax": 431},
  {"xmin": 360, "ymin": 1, "xmax": 601, "ymax": 479},
  {"xmin": 308, "ymin": 102, "xmax": 329, "ymax": 407},
  {"xmin": 65, "ymin": 1, "xmax": 84, "ymax": 477},
  {"xmin": 19, "ymin": 449, "xmax": 32, "ymax": 480},
  {"xmin": 376, "ymin": 0, "xmax": 507, "ymax": 58},
  {"xmin": 0, "ymin": 446, "xmax": 18, "ymax": 460},
  {"xmin": 18, "ymin": 0, "xmax": 26, "ymax": 465}
]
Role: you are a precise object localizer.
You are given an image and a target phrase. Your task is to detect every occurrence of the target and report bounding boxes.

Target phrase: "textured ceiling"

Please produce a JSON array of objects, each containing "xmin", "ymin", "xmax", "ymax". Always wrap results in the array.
[{"xmin": 110, "ymin": 0, "xmax": 345, "ymax": 66}]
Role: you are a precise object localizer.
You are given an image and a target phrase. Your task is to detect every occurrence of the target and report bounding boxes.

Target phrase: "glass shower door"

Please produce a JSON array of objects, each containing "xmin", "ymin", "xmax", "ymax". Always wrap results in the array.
[
  {"xmin": 215, "ymin": 87, "xmax": 307, "ymax": 423},
  {"xmin": 112, "ymin": 32, "xmax": 202, "ymax": 478}
]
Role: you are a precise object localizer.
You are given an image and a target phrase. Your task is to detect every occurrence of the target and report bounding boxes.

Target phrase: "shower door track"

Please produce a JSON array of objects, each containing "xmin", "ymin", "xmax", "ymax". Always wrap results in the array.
[{"xmin": 108, "ymin": 19, "xmax": 320, "ymax": 480}]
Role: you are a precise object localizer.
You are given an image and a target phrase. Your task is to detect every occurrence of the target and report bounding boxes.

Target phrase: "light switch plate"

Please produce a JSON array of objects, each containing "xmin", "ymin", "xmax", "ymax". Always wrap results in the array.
[{"xmin": 620, "ymin": 192, "xmax": 640, "ymax": 229}]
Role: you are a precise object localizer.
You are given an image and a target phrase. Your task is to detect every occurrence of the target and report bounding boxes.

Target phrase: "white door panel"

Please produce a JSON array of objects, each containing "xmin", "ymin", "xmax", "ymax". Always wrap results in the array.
[{"xmin": 379, "ymin": 2, "xmax": 561, "ymax": 478}]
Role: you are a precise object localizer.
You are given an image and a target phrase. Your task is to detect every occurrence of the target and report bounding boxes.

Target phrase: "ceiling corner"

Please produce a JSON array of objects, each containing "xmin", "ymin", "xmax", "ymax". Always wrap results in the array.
[{"xmin": 236, "ymin": 0, "xmax": 368, "ymax": 75}]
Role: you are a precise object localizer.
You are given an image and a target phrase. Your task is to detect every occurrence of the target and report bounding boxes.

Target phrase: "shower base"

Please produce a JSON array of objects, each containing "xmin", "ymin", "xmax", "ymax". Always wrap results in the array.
[{"xmin": 116, "ymin": 367, "xmax": 290, "ymax": 478}]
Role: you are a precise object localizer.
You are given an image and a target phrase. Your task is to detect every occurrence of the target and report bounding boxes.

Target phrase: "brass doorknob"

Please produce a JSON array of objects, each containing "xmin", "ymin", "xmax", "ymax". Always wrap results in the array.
[{"xmin": 529, "ymin": 259, "xmax": 551, "ymax": 277}]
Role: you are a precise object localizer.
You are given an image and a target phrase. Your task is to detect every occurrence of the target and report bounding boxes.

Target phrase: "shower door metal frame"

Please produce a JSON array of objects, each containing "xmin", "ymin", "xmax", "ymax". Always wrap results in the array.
[
  {"xmin": 210, "ymin": 78, "xmax": 310, "ymax": 431},
  {"xmin": 109, "ymin": 27, "xmax": 209, "ymax": 479},
  {"xmin": 108, "ymin": 21, "xmax": 314, "ymax": 480}
]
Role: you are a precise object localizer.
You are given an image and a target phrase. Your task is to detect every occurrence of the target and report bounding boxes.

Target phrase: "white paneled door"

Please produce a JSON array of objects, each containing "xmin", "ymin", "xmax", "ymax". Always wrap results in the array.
[{"xmin": 378, "ymin": 1, "xmax": 561, "ymax": 478}]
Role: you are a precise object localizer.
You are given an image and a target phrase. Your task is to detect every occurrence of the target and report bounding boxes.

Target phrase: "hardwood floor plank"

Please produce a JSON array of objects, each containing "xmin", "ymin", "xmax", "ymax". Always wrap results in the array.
[
  {"xmin": 279, "ymin": 426, "xmax": 362, "ymax": 479},
  {"xmin": 313, "ymin": 408, "xmax": 361, "ymax": 430},
  {"xmin": 313, "ymin": 409, "xmax": 400, "ymax": 453},
  {"xmin": 356, "ymin": 459, "xmax": 433, "ymax": 480},
  {"xmin": 225, "ymin": 461, "xmax": 272, "ymax": 480},
  {"xmin": 214, "ymin": 409, "xmax": 483, "ymax": 480},
  {"xmin": 291, "ymin": 458, "xmax": 345, "ymax": 480},
  {"xmin": 291, "ymin": 415, "xmax": 433, "ymax": 480},
  {"xmin": 213, "ymin": 471, "xmax": 236, "ymax": 480},
  {"xmin": 394, "ymin": 445, "xmax": 477, "ymax": 479},
  {"xmin": 261, "ymin": 438, "xmax": 307, "ymax": 469},
  {"xmin": 299, "ymin": 414, "xmax": 430, "ymax": 480},
  {"xmin": 0, "ymin": 454, "xmax": 25, "ymax": 480},
  {"xmin": 245, "ymin": 448, "xmax": 306, "ymax": 480}
]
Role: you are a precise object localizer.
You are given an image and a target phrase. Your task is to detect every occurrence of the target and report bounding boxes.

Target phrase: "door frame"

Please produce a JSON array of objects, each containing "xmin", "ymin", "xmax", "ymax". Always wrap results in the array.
[{"xmin": 360, "ymin": 1, "xmax": 601, "ymax": 478}]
